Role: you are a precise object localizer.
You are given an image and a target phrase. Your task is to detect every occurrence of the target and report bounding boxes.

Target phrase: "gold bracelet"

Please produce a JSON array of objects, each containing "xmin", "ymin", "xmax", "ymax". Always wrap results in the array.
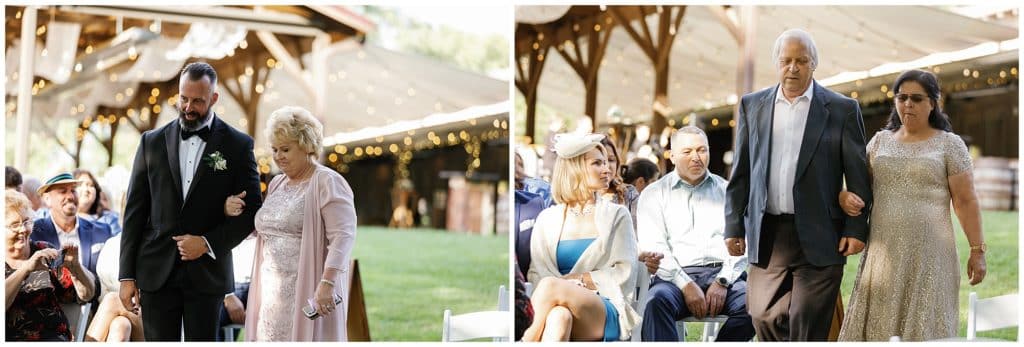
[
  {"xmin": 969, "ymin": 243, "xmax": 987, "ymax": 253},
  {"xmin": 320, "ymin": 279, "xmax": 335, "ymax": 287}
]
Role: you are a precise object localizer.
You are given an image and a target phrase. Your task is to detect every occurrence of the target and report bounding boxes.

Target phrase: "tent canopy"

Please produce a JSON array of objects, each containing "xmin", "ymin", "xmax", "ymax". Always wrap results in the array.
[{"xmin": 517, "ymin": 5, "xmax": 1018, "ymax": 124}]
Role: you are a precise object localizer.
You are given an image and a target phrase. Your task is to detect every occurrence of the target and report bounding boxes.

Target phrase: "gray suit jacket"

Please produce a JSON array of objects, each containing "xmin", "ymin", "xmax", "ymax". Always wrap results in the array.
[{"xmin": 725, "ymin": 82, "xmax": 872, "ymax": 266}]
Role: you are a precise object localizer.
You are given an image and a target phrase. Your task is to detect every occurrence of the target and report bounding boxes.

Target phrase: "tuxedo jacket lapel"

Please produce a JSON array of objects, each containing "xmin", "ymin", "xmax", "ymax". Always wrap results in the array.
[
  {"xmin": 165, "ymin": 121, "xmax": 184, "ymax": 204},
  {"xmin": 795, "ymin": 83, "xmax": 830, "ymax": 181},
  {"xmin": 184, "ymin": 116, "xmax": 225, "ymax": 205}
]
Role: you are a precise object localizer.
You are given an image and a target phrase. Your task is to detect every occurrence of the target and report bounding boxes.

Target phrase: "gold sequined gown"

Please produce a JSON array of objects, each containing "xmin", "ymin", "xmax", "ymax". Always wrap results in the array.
[
  {"xmin": 839, "ymin": 130, "xmax": 973, "ymax": 341},
  {"xmin": 252, "ymin": 180, "xmax": 308, "ymax": 341}
]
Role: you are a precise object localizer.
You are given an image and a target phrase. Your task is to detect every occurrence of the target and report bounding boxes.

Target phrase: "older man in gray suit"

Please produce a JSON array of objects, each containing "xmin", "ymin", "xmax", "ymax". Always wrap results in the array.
[{"xmin": 724, "ymin": 29, "xmax": 872, "ymax": 341}]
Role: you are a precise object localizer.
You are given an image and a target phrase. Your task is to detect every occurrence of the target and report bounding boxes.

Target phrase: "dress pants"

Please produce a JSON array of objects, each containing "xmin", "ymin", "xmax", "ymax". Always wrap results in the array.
[
  {"xmin": 139, "ymin": 265, "xmax": 224, "ymax": 341},
  {"xmin": 641, "ymin": 267, "xmax": 755, "ymax": 341},
  {"xmin": 747, "ymin": 214, "xmax": 844, "ymax": 341}
]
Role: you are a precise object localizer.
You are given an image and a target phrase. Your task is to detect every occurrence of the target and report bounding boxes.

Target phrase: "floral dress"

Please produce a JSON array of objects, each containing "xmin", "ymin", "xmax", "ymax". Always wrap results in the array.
[{"xmin": 5, "ymin": 241, "xmax": 79, "ymax": 341}]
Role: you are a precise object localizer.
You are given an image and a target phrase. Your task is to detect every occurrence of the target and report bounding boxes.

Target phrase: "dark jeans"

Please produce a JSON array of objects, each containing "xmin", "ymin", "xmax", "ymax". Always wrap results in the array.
[
  {"xmin": 216, "ymin": 282, "xmax": 250, "ymax": 342},
  {"xmin": 641, "ymin": 266, "xmax": 755, "ymax": 341}
]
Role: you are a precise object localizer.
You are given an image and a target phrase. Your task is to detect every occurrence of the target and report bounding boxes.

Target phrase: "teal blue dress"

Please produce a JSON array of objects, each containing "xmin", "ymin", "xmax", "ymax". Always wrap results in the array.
[{"xmin": 556, "ymin": 238, "xmax": 620, "ymax": 341}]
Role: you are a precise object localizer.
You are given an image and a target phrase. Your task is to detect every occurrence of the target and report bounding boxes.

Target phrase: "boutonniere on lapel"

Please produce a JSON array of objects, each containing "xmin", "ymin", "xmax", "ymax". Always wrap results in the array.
[{"xmin": 204, "ymin": 151, "xmax": 228, "ymax": 171}]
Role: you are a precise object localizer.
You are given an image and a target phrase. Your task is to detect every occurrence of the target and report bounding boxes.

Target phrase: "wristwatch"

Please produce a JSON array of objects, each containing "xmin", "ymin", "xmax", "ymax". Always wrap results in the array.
[{"xmin": 715, "ymin": 277, "xmax": 731, "ymax": 288}]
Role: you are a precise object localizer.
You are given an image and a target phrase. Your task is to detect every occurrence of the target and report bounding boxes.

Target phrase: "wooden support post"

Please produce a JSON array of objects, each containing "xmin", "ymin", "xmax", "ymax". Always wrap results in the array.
[{"xmin": 610, "ymin": 5, "xmax": 687, "ymax": 135}]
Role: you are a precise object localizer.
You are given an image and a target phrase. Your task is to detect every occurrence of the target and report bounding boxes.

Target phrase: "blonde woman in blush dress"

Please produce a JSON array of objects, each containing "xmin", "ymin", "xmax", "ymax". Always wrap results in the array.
[{"xmin": 232, "ymin": 106, "xmax": 357, "ymax": 341}]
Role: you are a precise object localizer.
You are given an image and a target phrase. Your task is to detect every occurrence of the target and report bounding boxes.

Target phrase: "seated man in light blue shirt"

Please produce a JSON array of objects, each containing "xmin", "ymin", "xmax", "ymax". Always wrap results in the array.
[{"xmin": 637, "ymin": 126, "xmax": 755, "ymax": 341}]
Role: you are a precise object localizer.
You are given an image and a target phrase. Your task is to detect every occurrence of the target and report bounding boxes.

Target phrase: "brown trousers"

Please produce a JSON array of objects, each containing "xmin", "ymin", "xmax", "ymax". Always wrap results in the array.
[{"xmin": 747, "ymin": 214, "xmax": 844, "ymax": 341}]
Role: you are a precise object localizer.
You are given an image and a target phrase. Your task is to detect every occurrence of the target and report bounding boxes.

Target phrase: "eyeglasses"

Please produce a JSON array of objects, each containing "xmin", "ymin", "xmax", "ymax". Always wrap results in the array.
[
  {"xmin": 6, "ymin": 218, "xmax": 32, "ymax": 232},
  {"xmin": 895, "ymin": 93, "xmax": 928, "ymax": 103}
]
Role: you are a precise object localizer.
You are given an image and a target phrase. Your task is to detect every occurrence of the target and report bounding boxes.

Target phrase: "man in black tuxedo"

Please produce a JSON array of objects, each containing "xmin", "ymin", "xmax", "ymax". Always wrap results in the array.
[
  {"xmin": 119, "ymin": 62, "xmax": 262, "ymax": 341},
  {"xmin": 724, "ymin": 29, "xmax": 872, "ymax": 341}
]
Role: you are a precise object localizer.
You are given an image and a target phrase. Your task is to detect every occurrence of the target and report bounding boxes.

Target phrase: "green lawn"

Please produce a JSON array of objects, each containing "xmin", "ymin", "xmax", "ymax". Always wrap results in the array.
[
  {"xmin": 351, "ymin": 227, "xmax": 508, "ymax": 341},
  {"xmin": 678, "ymin": 210, "xmax": 1019, "ymax": 341}
]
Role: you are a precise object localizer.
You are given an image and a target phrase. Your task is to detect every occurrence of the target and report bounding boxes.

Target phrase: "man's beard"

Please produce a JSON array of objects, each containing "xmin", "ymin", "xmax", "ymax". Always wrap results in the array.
[{"xmin": 179, "ymin": 109, "xmax": 212, "ymax": 129}]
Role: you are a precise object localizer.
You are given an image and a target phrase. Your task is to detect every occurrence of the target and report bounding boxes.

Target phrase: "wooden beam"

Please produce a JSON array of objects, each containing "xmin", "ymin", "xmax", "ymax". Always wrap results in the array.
[{"xmin": 708, "ymin": 6, "xmax": 743, "ymax": 45}]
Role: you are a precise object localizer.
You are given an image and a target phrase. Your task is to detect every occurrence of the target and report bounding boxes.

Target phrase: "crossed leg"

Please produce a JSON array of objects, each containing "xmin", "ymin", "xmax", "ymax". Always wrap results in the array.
[{"xmin": 521, "ymin": 276, "xmax": 610, "ymax": 342}]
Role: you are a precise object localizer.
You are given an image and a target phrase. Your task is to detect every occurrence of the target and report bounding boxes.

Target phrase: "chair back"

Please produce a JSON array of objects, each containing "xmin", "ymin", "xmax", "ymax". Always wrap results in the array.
[
  {"xmin": 442, "ymin": 309, "xmax": 510, "ymax": 342},
  {"xmin": 967, "ymin": 291, "xmax": 1018, "ymax": 340}
]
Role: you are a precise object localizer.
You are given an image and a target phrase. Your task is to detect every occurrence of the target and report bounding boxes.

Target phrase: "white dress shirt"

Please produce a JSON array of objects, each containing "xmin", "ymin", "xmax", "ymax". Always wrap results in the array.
[
  {"xmin": 179, "ymin": 115, "xmax": 215, "ymax": 201},
  {"xmin": 637, "ymin": 172, "xmax": 748, "ymax": 290},
  {"xmin": 50, "ymin": 216, "xmax": 82, "ymax": 261},
  {"xmin": 767, "ymin": 82, "xmax": 814, "ymax": 215}
]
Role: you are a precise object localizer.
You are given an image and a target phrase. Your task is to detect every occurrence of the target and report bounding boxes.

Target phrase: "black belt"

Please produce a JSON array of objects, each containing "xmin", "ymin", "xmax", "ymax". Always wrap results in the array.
[
  {"xmin": 684, "ymin": 262, "xmax": 723, "ymax": 268},
  {"xmin": 765, "ymin": 213, "xmax": 795, "ymax": 222}
]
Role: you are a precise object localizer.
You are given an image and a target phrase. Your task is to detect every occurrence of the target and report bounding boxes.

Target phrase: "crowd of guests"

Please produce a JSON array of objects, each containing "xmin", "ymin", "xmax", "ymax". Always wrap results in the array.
[
  {"xmin": 513, "ymin": 28, "xmax": 987, "ymax": 342},
  {"xmin": 6, "ymin": 62, "xmax": 357, "ymax": 342}
]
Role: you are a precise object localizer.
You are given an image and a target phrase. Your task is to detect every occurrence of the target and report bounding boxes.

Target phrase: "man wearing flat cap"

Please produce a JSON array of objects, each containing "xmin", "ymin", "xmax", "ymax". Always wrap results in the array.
[{"xmin": 30, "ymin": 172, "xmax": 112, "ymax": 332}]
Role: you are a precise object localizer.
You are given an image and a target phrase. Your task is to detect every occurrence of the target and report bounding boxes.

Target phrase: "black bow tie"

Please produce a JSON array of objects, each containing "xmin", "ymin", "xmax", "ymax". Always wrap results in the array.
[{"xmin": 180, "ymin": 126, "xmax": 211, "ymax": 141}]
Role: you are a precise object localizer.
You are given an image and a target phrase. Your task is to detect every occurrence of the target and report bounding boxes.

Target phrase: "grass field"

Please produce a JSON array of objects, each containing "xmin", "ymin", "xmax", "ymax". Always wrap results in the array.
[
  {"xmin": 351, "ymin": 226, "xmax": 508, "ymax": 341},
  {"xmin": 678, "ymin": 210, "xmax": 1019, "ymax": 341}
]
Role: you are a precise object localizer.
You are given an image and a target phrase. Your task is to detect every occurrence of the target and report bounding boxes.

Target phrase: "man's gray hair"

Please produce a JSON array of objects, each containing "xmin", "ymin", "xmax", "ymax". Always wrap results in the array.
[
  {"xmin": 670, "ymin": 125, "xmax": 708, "ymax": 149},
  {"xmin": 771, "ymin": 28, "xmax": 818, "ymax": 70}
]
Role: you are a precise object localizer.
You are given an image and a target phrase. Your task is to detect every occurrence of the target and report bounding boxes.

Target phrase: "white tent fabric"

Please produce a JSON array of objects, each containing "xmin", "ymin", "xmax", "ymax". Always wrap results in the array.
[
  {"xmin": 253, "ymin": 43, "xmax": 508, "ymax": 147},
  {"xmin": 4, "ymin": 22, "xmax": 81, "ymax": 95},
  {"xmin": 166, "ymin": 22, "xmax": 247, "ymax": 61},
  {"xmin": 516, "ymin": 6, "xmax": 571, "ymax": 24},
  {"xmin": 523, "ymin": 6, "xmax": 1019, "ymax": 124},
  {"xmin": 37, "ymin": 21, "xmax": 81, "ymax": 84},
  {"xmin": 120, "ymin": 37, "xmax": 188, "ymax": 83}
]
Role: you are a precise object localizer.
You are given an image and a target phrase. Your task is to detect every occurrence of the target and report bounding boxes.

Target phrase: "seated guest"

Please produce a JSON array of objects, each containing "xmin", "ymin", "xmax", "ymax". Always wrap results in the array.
[
  {"xmin": 622, "ymin": 158, "xmax": 661, "ymax": 194},
  {"xmin": 30, "ymin": 172, "xmax": 113, "ymax": 276},
  {"xmin": 30, "ymin": 172, "xmax": 113, "ymax": 334},
  {"xmin": 515, "ymin": 151, "xmax": 554, "ymax": 208},
  {"xmin": 637, "ymin": 127, "xmax": 755, "ymax": 341},
  {"xmin": 6, "ymin": 191, "xmax": 95, "ymax": 341},
  {"xmin": 72, "ymin": 169, "xmax": 122, "ymax": 236},
  {"xmin": 524, "ymin": 133, "xmax": 639, "ymax": 341},
  {"xmin": 20, "ymin": 177, "xmax": 45, "ymax": 219},
  {"xmin": 6, "ymin": 166, "xmax": 22, "ymax": 191},
  {"xmin": 515, "ymin": 189, "xmax": 545, "ymax": 275},
  {"xmin": 598, "ymin": 136, "xmax": 640, "ymax": 228}
]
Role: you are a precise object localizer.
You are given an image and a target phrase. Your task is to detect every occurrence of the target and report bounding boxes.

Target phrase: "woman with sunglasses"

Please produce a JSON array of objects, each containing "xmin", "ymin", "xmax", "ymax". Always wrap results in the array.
[
  {"xmin": 5, "ymin": 191, "xmax": 95, "ymax": 341},
  {"xmin": 837, "ymin": 69, "xmax": 986, "ymax": 341}
]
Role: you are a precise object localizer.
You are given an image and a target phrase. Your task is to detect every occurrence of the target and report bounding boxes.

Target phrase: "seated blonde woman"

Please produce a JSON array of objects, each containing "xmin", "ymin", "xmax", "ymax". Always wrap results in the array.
[{"xmin": 523, "ymin": 133, "xmax": 639, "ymax": 342}]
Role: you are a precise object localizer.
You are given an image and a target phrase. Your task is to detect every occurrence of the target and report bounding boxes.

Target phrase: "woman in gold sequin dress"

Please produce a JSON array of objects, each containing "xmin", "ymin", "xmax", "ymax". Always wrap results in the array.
[
  {"xmin": 837, "ymin": 70, "xmax": 987, "ymax": 341},
  {"xmin": 229, "ymin": 106, "xmax": 357, "ymax": 341}
]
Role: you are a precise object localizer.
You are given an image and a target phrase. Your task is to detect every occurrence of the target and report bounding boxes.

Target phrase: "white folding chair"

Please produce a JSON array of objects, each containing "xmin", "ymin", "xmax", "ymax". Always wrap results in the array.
[
  {"xmin": 74, "ymin": 302, "xmax": 93, "ymax": 342},
  {"xmin": 524, "ymin": 282, "xmax": 534, "ymax": 297},
  {"xmin": 441, "ymin": 309, "xmax": 510, "ymax": 342},
  {"xmin": 630, "ymin": 262, "xmax": 650, "ymax": 342},
  {"xmin": 680, "ymin": 315, "xmax": 729, "ymax": 342},
  {"xmin": 221, "ymin": 324, "xmax": 244, "ymax": 342},
  {"xmin": 967, "ymin": 291, "xmax": 1018, "ymax": 340},
  {"xmin": 498, "ymin": 285, "xmax": 509, "ymax": 311}
]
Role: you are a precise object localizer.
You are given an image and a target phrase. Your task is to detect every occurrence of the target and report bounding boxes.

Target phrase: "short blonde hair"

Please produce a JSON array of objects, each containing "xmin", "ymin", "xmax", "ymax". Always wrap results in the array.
[
  {"xmin": 551, "ymin": 145, "xmax": 607, "ymax": 207},
  {"xmin": 6, "ymin": 189, "xmax": 33, "ymax": 217},
  {"xmin": 266, "ymin": 106, "xmax": 324, "ymax": 156}
]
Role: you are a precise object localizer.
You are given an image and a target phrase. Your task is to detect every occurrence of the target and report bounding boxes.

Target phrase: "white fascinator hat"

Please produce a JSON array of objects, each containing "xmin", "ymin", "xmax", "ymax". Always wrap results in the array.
[{"xmin": 553, "ymin": 133, "xmax": 605, "ymax": 159}]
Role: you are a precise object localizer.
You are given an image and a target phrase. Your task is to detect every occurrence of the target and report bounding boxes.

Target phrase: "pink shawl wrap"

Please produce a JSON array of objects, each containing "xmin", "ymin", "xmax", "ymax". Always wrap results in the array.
[{"xmin": 244, "ymin": 165, "xmax": 357, "ymax": 341}]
